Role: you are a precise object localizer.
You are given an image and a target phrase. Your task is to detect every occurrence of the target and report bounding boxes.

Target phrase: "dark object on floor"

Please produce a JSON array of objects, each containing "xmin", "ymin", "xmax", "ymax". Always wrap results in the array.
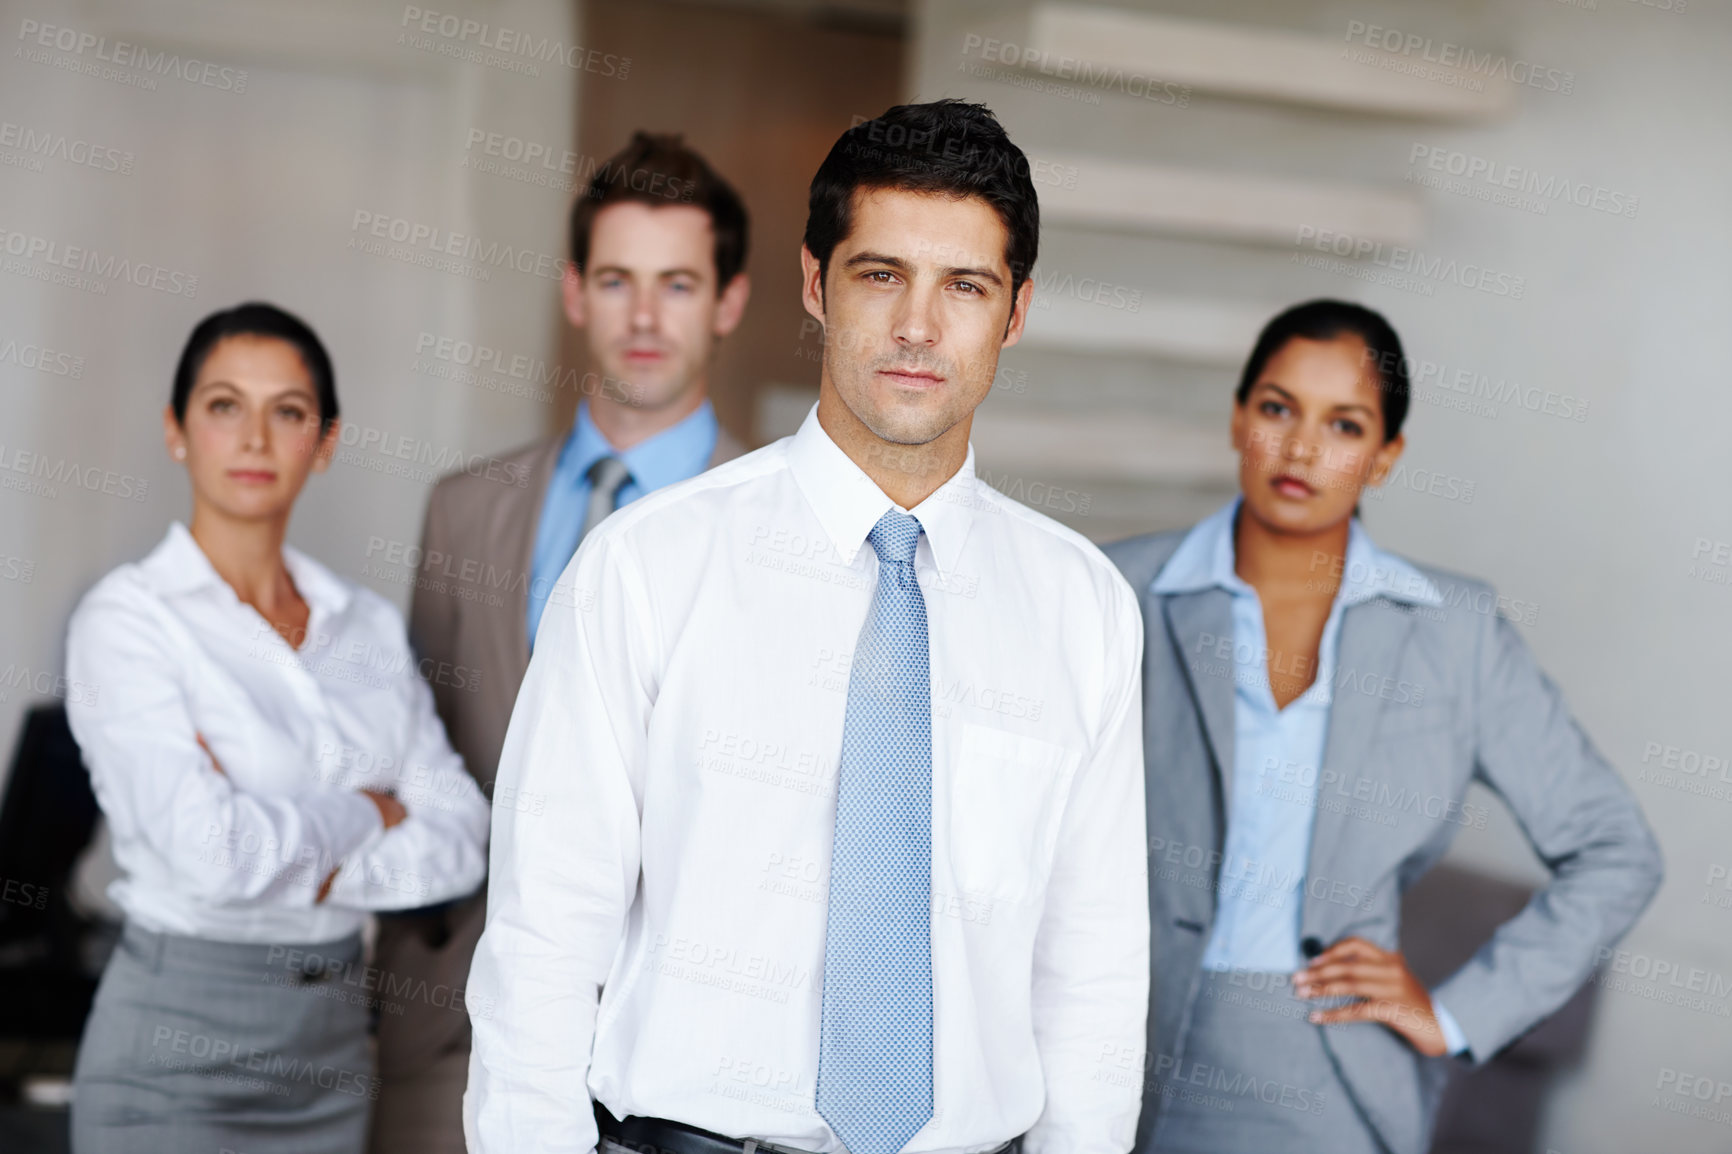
[{"xmin": 0, "ymin": 704, "xmax": 103, "ymax": 1041}]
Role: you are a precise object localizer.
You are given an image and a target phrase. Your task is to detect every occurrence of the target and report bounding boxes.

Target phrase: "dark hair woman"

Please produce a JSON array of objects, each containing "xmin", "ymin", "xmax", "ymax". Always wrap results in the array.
[
  {"xmin": 65, "ymin": 302, "xmax": 491, "ymax": 1153},
  {"xmin": 1104, "ymin": 299, "xmax": 1662, "ymax": 1154}
]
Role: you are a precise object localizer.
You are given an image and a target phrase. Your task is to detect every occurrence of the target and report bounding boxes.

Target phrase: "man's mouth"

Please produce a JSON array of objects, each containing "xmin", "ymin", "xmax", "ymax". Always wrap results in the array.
[{"xmin": 877, "ymin": 366, "xmax": 946, "ymax": 387}]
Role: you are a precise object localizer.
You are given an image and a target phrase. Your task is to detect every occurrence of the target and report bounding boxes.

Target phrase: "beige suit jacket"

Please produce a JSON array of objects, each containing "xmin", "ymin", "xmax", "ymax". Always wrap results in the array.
[{"xmin": 372, "ymin": 422, "xmax": 746, "ymax": 1082}]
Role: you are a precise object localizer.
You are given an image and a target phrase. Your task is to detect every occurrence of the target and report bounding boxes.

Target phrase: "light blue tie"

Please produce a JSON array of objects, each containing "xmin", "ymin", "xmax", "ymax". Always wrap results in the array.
[{"xmin": 816, "ymin": 511, "xmax": 934, "ymax": 1154}]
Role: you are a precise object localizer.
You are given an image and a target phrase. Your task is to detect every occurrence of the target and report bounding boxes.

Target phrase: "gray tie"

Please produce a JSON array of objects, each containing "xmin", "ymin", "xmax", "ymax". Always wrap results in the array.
[{"xmin": 578, "ymin": 456, "xmax": 632, "ymax": 546}]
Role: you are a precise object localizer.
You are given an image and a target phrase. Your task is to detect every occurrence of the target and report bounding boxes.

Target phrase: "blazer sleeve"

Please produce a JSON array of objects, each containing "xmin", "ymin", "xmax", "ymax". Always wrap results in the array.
[{"xmin": 1430, "ymin": 608, "xmax": 1663, "ymax": 1062}]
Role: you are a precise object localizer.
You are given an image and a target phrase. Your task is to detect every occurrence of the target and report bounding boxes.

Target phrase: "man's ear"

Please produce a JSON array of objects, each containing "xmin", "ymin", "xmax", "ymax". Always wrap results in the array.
[
  {"xmin": 999, "ymin": 276, "xmax": 1035, "ymax": 350},
  {"xmin": 799, "ymin": 245, "xmax": 827, "ymax": 329},
  {"xmin": 713, "ymin": 272, "xmax": 752, "ymax": 338},
  {"xmin": 562, "ymin": 265, "xmax": 587, "ymax": 329}
]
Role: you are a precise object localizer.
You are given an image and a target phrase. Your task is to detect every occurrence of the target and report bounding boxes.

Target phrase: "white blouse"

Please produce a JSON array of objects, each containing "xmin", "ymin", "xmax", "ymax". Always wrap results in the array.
[{"xmin": 65, "ymin": 521, "xmax": 490, "ymax": 944}]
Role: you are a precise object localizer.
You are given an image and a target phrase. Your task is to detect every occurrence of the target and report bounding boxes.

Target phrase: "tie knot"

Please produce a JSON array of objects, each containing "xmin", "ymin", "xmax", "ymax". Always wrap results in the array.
[
  {"xmin": 866, "ymin": 510, "xmax": 922, "ymax": 567},
  {"xmin": 587, "ymin": 455, "xmax": 631, "ymax": 496}
]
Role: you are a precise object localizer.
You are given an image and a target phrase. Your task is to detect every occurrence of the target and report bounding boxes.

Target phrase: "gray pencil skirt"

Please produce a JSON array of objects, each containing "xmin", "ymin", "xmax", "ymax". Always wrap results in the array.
[{"xmin": 70, "ymin": 922, "xmax": 376, "ymax": 1154}]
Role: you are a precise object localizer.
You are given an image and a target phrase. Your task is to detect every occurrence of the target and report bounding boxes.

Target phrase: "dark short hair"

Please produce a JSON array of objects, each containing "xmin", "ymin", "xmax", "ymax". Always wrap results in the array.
[
  {"xmin": 568, "ymin": 131, "xmax": 749, "ymax": 290},
  {"xmin": 171, "ymin": 302, "xmax": 338, "ymax": 435},
  {"xmin": 803, "ymin": 99, "xmax": 1041, "ymax": 300},
  {"xmin": 1234, "ymin": 299, "xmax": 1410, "ymax": 441}
]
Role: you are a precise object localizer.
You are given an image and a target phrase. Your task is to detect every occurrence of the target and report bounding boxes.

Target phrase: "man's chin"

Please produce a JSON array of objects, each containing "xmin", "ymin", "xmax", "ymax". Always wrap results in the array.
[
  {"xmin": 597, "ymin": 373, "xmax": 675, "ymax": 409},
  {"xmin": 862, "ymin": 411, "xmax": 955, "ymax": 448},
  {"xmin": 849, "ymin": 384, "xmax": 951, "ymax": 437}
]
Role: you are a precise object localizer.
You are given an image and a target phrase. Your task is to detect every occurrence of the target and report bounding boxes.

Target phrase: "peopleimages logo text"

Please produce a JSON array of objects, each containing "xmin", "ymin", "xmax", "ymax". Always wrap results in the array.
[
  {"xmin": 1292, "ymin": 226, "xmax": 1525, "ymax": 299},
  {"xmin": 1343, "ymin": 21, "xmax": 1574, "ymax": 93},
  {"xmin": 398, "ymin": 8, "xmax": 630, "ymax": 77},
  {"xmin": 0, "ymin": 226, "xmax": 199, "ymax": 297},
  {"xmin": 16, "ymin": 20, "xmax": 248, "ymax": 91}
]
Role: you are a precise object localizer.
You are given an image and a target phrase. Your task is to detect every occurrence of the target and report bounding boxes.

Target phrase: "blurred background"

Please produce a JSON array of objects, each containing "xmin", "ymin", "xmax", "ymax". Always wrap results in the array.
[{"xmin": 1, "ymin": 0, "xmax": 1728, "ymax": 1150}]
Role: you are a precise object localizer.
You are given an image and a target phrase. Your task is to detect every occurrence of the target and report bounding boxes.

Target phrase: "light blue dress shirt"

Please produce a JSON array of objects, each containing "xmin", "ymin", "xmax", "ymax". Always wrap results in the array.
[
  {"xmin": 1152, "ymin": 496, "xmax": 1469, "ymax": 1055},
  {"xmin": 526, "ymin": 398, "xmax": 719, "ymax": 644}
]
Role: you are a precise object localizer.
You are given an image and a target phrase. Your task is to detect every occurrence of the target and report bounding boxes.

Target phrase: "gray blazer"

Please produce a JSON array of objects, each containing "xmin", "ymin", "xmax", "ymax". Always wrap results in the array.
[{"xmin": 1103, "ymin": 528, "xmax": 1663, "ymax": 1154}]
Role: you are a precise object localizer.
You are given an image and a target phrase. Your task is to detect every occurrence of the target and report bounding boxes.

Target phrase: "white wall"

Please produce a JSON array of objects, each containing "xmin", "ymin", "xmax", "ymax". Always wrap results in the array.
[
  {"xmin": 912, "ymin": 2, "xmax": 1732, "ymax": 1151},
  {"xmin": 0, "ymin": 0, "xmax": 580, "ymax": 788}
]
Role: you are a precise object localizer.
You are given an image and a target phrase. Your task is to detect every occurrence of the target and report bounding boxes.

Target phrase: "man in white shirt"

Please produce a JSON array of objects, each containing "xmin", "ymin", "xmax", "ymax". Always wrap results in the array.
[{"xmin": 465, "ymin": 99, "xmax": 1150, "ymax": 1154}]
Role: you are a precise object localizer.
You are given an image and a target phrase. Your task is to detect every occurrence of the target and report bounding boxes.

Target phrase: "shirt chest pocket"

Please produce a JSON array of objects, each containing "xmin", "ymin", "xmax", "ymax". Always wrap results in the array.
[{"xmin": 946, "ymin": 723, "xmax": 1082, "ymax": 905}]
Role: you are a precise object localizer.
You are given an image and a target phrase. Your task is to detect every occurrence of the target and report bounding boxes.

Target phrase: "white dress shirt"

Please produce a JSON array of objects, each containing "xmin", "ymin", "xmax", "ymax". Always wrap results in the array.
[
  {"xmin": 465, "ymin": 405, "xmax": 1149, "ymax": 1154},
  {"xmin": 64, "ymin": 521, "xmax": 491, "ymax": 944}
]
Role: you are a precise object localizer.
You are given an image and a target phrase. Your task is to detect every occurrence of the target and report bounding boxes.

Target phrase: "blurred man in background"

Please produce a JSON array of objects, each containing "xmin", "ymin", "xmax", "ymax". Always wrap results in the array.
[{"xmin": 368, "ymin": 130, "xmax": 752, "ymax": 1154}]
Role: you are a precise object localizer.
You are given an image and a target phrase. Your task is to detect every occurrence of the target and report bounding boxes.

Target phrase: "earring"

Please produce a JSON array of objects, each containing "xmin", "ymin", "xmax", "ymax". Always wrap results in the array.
[{"xmin": 173, "ymin": 446, "xmax": 186, "ymax": 460}]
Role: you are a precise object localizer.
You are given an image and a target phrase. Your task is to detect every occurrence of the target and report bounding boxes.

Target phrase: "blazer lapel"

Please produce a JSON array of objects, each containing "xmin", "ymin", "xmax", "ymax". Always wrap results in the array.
[
  {"xmin": 1162, "ymin": 588, "xmax": 1237, "ymax": 822},
  {"xmin": 1303, "ymin": 598, "xmax": 1418, "ymax": 936},
  {"xmin": 502, "ymin": 423, "xmax": 735, "ymax": 681},
  {"xmin": 500, "ymin": 436, "xmax": 566, "ymax": 678},
  {"xmin": 1306, "ymin": 595, "xmax": 1431, "ymax": 1154}
]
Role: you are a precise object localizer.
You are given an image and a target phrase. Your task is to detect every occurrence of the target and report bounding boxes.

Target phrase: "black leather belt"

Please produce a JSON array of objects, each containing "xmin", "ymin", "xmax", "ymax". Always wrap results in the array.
[{"xmin": 596, "ymin": 1105, "xmax": 1021, "ymax": 1154}]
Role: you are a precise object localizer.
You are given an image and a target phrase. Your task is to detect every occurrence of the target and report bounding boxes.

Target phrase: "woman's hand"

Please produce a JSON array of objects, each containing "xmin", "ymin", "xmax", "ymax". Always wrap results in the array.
[
  {"xmin": 361, "ymin": 788, "xmax": 407, "ymax": 829},
  {"xmin": 195, "ymin": 735, "xmax": 401, "ymax": 901},
  {"xmin": 1292, "ymin": 936, "xmax": 1449, "ymax": 1057}
]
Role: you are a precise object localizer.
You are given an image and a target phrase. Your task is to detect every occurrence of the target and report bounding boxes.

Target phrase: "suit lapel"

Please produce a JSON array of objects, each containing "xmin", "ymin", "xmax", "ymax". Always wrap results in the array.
[
  {"xmin": 500, "ymin": 436, "xmax": 566, "ymax": 679},
  {"xmin": 1302, "ymin": 597, "xmax": 1417, "ymax": 937},
  {"xmin": 1162, "ymin": 588, "xmax": 1237, "ymax": 822},
  {"xmin": 501, "ymin": 422, "xmax": 736, "ymax": 681}
]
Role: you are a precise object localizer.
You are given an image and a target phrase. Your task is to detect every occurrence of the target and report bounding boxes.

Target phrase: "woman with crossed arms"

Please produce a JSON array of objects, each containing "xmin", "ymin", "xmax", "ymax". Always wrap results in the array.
[
  {"xmin": 1105, "ymin": 299, "xmax": 1662, "ymax": 1154},
  {"xmin": 65, "ymin": 302, "xmax": 490, "ymax": 1153}
]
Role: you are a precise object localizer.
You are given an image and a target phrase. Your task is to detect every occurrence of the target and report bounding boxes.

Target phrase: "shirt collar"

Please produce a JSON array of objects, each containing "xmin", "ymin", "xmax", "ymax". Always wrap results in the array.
[
  {"xmin": 561, "ymin": 398, "xmax": 719, "ymax": 493},
  {"xmin": 141, "ymin": 521, "xmax": 352, "ymax": 615},
  {"xmin": 1151, "ymin": 495, "xmax": 1441, "ymax": 608},
  {"xmin": 1151, "ymin": 498, "xmax": 1247, "ymax": 598},
  {"xmin": 785, "ymin": 402, "xmax": 975, "ymax": 579}
]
